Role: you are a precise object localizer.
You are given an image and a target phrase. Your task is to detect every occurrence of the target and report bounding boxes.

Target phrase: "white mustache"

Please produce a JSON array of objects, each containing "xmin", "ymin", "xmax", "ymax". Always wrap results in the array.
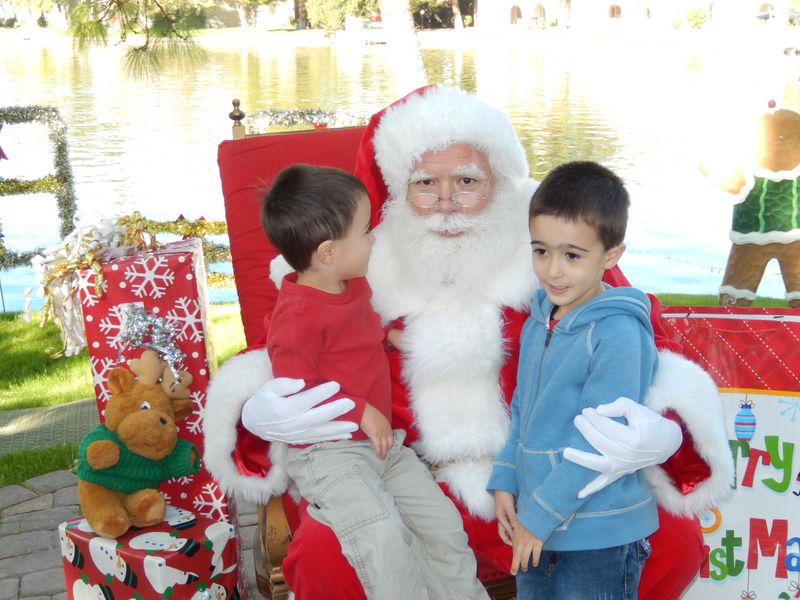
[{"xmin": 424, "ymin": 212, "xmax": 474, "ymax": 234}]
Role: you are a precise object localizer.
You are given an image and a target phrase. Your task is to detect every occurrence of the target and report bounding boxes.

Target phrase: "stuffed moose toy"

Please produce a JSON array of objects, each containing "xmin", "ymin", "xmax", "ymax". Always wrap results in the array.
[{"xmin": 76, "ymin": 350, "xmax": 200, "ymax": 538}]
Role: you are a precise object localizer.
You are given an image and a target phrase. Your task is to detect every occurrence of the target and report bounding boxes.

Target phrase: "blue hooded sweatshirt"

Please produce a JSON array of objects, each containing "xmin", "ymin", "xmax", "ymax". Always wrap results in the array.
[{"xmin": 487, "ymin": 285, "xmax": 659, "ymax": 551}]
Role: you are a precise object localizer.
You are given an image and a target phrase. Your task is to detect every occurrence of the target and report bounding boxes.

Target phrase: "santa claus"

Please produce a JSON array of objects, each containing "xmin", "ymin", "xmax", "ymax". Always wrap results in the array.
[{"xmin": 204, "ymin": 86, "xmax": 734, "ymax": 600}]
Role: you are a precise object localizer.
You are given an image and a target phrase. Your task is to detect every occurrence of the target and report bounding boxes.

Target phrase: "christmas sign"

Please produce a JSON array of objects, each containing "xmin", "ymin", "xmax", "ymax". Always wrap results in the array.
[{"xmin": 662, "ymin": 307, "xmax": 800, "ymax": 599}]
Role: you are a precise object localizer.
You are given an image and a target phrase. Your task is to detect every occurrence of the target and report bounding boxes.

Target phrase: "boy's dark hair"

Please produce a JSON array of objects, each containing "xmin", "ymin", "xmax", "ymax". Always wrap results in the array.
[
  {"xmin": 529, "ymin": 161, "xmax": 629, "ymax": 249},
  {"xmin": 261, "ymin": 164, "xmax": 367, "ymax": 271}
]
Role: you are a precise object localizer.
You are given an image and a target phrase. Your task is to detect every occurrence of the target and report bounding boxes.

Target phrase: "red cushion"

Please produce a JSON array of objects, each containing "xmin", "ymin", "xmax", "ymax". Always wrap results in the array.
[{"xmin": 217, "ymin": 127, "xmax": 367, "ymax": 345}]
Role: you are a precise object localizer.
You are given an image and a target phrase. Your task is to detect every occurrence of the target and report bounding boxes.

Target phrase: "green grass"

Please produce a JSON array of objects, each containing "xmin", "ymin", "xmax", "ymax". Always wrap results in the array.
[
  {"xmin": 655, "ymin": 293, "xmax": 789, "ymax": 308},
  {"xmin": 0, "ymin": 444, "xmax": 78, "ymax": 487},
  {"xmin": 0, "ymin": 303, "xmax": 246, "ymax": 411}
]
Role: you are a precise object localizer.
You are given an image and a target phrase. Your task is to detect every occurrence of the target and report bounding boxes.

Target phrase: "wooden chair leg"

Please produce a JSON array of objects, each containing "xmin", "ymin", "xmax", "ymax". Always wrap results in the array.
[
  {"xmin": 482, "ymin": 576, "xmax": 517, "ymax": 600},
  {"xmin": 253, "ymin": 496, "xmax": 292, "ymax": 600}
]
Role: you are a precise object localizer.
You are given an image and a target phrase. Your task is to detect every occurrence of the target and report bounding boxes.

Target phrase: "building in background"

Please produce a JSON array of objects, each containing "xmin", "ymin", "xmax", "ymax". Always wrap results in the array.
[{"xmin": 473, "ymin": 0, "xmax": 795, "ymax": 30}]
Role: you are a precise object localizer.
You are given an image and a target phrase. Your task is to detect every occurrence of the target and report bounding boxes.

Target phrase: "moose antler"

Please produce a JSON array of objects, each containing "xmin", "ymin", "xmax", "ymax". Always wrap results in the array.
[
  {"xmin": 127, "ymin": 349, "xmax": 193, "ymax": 398},
  {"xmin": 127, "ymin": 350, "xmax": 166, "ymax": 385}
]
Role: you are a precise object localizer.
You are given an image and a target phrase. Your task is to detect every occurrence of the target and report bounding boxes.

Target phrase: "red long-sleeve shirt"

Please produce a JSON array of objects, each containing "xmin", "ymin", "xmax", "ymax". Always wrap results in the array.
[{"xmin": 267, "ymin": 273, "xmax": 390, "ymax": 447}]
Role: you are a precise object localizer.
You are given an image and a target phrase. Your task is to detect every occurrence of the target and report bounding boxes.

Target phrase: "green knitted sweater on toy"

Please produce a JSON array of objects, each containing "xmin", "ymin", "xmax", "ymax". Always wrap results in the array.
[{"xmin": 77, "ymin": 424, "xmax": 200, "ymax": 494}]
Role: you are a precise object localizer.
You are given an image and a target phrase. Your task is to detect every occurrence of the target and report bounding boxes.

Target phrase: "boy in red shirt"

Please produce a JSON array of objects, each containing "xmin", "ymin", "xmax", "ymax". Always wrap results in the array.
[{"xmin": 254, "ymin": 164, "xmax": 488, "ymax": 600}]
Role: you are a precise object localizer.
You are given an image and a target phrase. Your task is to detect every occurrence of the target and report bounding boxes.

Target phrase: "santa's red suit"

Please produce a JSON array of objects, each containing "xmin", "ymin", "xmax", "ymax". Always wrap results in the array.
[{"xmin": 204, "ymin": 86, "xmax": 734, "ymax": 600}]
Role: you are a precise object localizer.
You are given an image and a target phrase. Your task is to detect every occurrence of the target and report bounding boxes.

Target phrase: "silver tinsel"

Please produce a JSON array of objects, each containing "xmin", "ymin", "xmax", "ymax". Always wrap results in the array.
[
  {"xmin": 246, "ymin": 108, "xmax": 369, "ymax": 134},
  {"xmin": 116, "ymin": 305, "xmax": 185, "ymax": 378}
]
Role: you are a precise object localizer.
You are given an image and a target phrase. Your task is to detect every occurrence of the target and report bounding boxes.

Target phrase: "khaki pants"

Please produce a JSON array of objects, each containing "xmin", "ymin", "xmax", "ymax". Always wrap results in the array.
[{"xmin": 286, "ymin": 430, "xmax": 489, "ymax": 600}]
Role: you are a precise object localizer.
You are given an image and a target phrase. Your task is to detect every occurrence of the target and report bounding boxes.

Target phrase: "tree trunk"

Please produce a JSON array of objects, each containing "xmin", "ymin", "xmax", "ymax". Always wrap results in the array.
[
  {"xmin": 294, "ymin": 0, "xmax": 307, "ymax": 29},
  {"xmin": 235, "ymin": 4, "xmax": 249, "ymax": 28},
  {"xmin": 451, "ymin": 0, "xmax": 464, "ymax": 29},
  {"xmin": 377, "ymin": 0, "xmax": 427, "ymax": 97}
]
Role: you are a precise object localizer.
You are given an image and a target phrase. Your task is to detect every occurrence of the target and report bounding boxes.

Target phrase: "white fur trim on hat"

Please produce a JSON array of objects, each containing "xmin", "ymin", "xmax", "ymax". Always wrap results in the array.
[
  {"xmin": 203, "ymin": 348, "xmax": 289, "ymax": 504},
  {"xmin": 644, "ymin": 351, "xmax": 735, "ymax": 516},
  {"xmin": 373, "ymin": 86, "xmax": 529, "ymax": 203}
]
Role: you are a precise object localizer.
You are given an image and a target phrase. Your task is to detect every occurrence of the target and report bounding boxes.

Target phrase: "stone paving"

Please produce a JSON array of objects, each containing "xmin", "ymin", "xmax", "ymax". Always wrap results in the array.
[
  {"xmin": 0, "ymin": 470, "xmax": 263, "ymax": 600},
  {"xmin": 0, "ymin": 400, "xmax": 99, "ymax": 457}
]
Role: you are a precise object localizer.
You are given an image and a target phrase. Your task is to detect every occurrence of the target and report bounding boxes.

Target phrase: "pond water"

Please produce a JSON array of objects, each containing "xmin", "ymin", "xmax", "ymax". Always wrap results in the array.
[{"xmin": 2, "ymin": 26, "xmax": 799, "ymax": 312}]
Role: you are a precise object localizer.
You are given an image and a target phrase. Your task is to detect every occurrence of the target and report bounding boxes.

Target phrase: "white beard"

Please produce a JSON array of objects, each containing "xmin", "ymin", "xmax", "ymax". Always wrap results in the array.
[
  {"xmin": 377, "ymin": 180, "xmax": 529, "ymax": 301},
  {"xmin": 365, "ymin": 179, "xmax": 537, "ymax": 520}
]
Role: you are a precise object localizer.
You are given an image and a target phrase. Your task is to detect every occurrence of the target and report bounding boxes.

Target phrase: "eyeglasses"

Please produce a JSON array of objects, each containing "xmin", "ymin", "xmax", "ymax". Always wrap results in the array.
[{"xmin": 408, "ymin": 191, "xmax": 488, "ymax": 210}]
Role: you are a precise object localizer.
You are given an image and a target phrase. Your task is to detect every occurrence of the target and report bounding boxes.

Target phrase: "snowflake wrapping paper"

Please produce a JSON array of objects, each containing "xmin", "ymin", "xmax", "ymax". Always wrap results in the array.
[
  {"xmin": 60, "ymin": 505, "xmax": 241, "ymax": 600},
  {"xmin": 661, "ymin": 306, "xmax": 800, "ymax": 599},
  {"xmin": 76, "ymin": 239, "xmax": 248, "ymax": 598}
]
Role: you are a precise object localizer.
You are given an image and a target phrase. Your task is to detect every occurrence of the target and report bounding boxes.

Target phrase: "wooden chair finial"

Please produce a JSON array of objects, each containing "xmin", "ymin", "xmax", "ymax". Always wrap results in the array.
[{"xmin": 230, "ymin": 99, "xmax": 246, "ymax": 140}]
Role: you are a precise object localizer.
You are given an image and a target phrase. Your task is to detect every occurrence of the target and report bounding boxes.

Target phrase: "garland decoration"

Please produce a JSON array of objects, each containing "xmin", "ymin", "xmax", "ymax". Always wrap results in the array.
[
  {"xmin": 246, "ymin": 108, "xmax": 369, "ymax": 134},
  {"xmin": 201, "ymin": 239, "xmax": 231, "ymax": 264},
  {"xmin": 206, "ymin": 271, "xmax": 235, "ymax": 289},
  {"xmin": 0, "ymin": 175, "xmax": 60, "ymax": 195},
  {"xmin": 0, "ymin": 106, "xmax": 77, "ymax": 239},
  {"xmin": 119, "ymin": 212, "xmax": 228, "ymax": 240},
  {"xmin": 0, "ymin": 223, "xmax": 42, "ymax": 270},
  {"xmin": 117, "ymin": 212, "xmax": 231, "ymax": 264},
  {"xmin": 0, "ymin": 247, "xmax": 41, "ymax": 270}
]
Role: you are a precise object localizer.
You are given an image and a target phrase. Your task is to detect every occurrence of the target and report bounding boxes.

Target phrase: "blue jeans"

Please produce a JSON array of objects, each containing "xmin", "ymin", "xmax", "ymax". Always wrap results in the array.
[{"xmin": 516, "ymin": 539, "xmax": 651, "ymax": 600}]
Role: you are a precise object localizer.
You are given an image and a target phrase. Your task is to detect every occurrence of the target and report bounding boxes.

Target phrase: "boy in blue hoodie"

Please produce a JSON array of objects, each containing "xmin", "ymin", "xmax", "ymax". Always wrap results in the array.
[{"xmin": 487, "ymin": 161, "xmax": 659, "ymax": 600}]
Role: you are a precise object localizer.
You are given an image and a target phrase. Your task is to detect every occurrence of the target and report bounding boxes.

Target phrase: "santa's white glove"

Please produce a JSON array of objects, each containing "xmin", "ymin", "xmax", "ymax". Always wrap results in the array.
[
  {"xmin": 563, "ymin": 397, "xmax": 683, "ymax": 499},
  {"xmin": 241, "ymin": 377, "xmax": 358, "ymax": 444}
]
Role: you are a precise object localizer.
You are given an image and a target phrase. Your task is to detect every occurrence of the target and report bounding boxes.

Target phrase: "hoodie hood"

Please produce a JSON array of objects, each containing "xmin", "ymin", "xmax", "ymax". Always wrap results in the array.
[{"xmin": 532, "ymin": 284, "xmax": 653, "ymax": 336}]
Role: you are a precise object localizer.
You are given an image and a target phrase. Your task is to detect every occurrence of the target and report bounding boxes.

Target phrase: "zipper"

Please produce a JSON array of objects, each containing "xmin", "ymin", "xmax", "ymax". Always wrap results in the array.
[{"xmin": 522, "ymin": 320, "xmax": 553, "ymax": 438}]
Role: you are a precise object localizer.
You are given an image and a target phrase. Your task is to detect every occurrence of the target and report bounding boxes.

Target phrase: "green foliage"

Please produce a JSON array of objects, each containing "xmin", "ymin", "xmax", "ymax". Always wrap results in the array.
[
  {"xmin": 410, "ymin": 0, "xmax": 474, "ymax": 28},
  {"xmin": 68, "ymin": 0, "xmax": 210, "ymax": 76},
  {"xmin": 122, "ymin": 38, "xmax": 209, "ymax": 80},
  {"xmin": 0, "ymin": 444, "xmax": 77, "ymax": 486},
  {"xmin": 305, "ymin": 0, "xmax": 378, "ymax": 31}
]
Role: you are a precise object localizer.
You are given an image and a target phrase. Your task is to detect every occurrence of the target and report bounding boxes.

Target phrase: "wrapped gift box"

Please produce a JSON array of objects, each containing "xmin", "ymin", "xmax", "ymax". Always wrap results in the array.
[
  {"xmin": 60, "ymin": 505, "xmax": 241, "ymax": 599},
  {"xmin": 76, "ymin": 238, "xmax": 247, "ymax": 597}
]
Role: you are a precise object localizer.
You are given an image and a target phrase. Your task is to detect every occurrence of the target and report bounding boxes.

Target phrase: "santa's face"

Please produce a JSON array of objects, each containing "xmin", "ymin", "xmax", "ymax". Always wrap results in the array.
[
  {"xmin": 406, "ymin": 144, "xmax": 493, "ymax": 237},
  {"xmin": 378, "ymin": 143, "xmax": 525, "ymax": 292}
]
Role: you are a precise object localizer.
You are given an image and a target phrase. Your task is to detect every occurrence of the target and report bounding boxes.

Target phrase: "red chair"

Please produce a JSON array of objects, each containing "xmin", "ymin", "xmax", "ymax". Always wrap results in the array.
[{"xmin": 217, "ymin": 101, "xmax": 515, "ymax": 600}]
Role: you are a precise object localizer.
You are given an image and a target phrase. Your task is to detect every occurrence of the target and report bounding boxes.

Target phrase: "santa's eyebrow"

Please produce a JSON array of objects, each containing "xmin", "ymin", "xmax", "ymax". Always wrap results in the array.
[
  {"xmin": 408, "ymin": 170, "xmax": 433, "ymax": 184},
  {"xmin": 408, "ymin": 163, "xmax": 488, "ymax": 184},
  {"xmin": 451, "ymin": 163, "xmax": 488, "ymax": 179}
]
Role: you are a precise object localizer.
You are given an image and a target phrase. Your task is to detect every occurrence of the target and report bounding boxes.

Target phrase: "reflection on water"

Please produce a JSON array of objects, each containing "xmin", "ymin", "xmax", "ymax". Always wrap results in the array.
[{"xmin": 1, "ymin": 28, "xmax": 799, "ymax": 311}]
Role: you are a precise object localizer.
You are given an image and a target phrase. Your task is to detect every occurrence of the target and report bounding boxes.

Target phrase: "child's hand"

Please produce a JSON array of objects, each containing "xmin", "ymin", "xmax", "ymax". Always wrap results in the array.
[
  {"xmin": 386, "ymin": 327, "xmax": 403, "ymax": 350},
  {"xmin": 494, "ymin": 491, "xmax": 517, "ymax": 546},
  {"xmin": 360, "ymin": 403, "xmax": 393, "ymax": 459},
  {"xmin": 511, "ymin": 522, "xmax": 544, "ymax": 575}
]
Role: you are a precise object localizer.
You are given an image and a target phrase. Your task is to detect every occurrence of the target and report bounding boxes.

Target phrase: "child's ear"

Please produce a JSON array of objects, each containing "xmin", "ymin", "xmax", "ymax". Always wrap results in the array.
[
  {"xmin": 604, "ymin": 243, "xmax": 625, "ymax": 269},
  {"xmin": 315, "ymin": 240, "xmax": 336, "ymax": 265}
]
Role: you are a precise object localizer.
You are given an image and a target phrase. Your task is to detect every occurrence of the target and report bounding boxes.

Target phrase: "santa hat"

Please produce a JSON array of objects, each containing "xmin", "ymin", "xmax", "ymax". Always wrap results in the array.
[{"xmin": 353, "ymin": 86, "xmax": 530, "ymax": 227}]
